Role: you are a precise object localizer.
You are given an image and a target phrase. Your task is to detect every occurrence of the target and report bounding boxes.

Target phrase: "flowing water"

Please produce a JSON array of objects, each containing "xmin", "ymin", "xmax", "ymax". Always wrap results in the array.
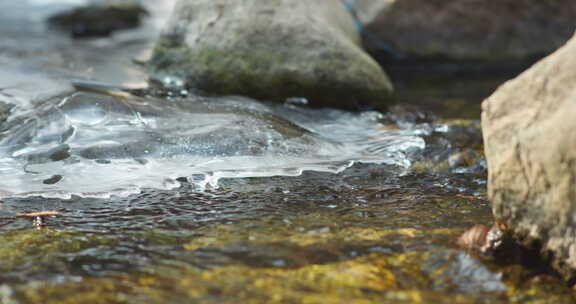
[{"xmin": 0, "ymin": 1, "xmax": 575, "ymax": 303}]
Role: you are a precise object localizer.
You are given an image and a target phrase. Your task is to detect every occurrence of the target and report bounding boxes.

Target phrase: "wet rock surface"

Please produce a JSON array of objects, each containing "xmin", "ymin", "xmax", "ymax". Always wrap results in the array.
[
  {"xmin": 482, "ymin": 33, "xmax": 576, "ymax": 280},
  {"xmin": 351, "ymin": 0, "xmax": 576, "ymax": 61},
  {"xmin": 147, "ymin": 0, "xmax": 393, "ymax": 110}
]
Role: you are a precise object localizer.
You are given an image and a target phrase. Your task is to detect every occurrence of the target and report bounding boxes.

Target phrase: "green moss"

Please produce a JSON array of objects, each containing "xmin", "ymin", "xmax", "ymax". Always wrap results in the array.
[
  {"xmin": 6, "ymin": 209, "xmax": 576, "ymax": 304},
  {"xmin": 0, "ymin": 229, "xmax": 117, "ymax": 273},
  {"xmin": 148, "ymin": 34, "xmax": 393, "ymax": 110}
]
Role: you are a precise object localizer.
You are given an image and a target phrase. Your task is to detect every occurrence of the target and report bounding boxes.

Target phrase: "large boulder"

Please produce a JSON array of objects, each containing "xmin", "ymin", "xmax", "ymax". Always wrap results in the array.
[
  {"xmin": 147, "ymin": 0, "xmax": 393, "ymax": 110},
  {"xmin": 482, "ymin": 33, "xmax": 576, "ymax": 279},
  {"xmin": 350, "ymin": 0, "xmax": 576, "ymax": 61}
]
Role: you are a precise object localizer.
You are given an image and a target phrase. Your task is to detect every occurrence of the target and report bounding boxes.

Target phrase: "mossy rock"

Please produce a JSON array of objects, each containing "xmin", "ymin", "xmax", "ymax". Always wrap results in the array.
[{"xmin": 147, "ymin": 0, "xmax": 393, "ymax": 110}]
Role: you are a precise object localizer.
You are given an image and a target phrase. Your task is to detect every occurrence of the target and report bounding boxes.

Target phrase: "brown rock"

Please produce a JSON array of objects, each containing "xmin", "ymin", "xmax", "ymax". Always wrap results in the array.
[
  {"xmin": 352, "ymin": 0, "xmax": 576, "ymax": 60},
  {"xmin": 482, "ymin": 33, "xmax": 576, "ymax": 280},
  {"xmin": 457, "ymin": 225, "xmax": 503, "ymax": 255},
  {"xmin": 457, "ymin": 225, "xmax": 490, "ymax": 251}
]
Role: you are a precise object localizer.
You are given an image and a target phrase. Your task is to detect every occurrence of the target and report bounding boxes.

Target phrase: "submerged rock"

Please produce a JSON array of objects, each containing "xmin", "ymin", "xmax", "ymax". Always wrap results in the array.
[
  {"xmin": 351, "ymin": 0, "xmax": 576, "ymax": 61},
  {"xmin": 0, "ymin": 101, "xmax": 13, "ymax": 126},
  {"xmin": 147, "ymin": 0, "xmax": 393, "ymax": 110},
  {"xmin": 47, "ymin": 1, "xmax": 148, "ymax": 38},
  {"xmin": 482, "ymin": 33, "xmax": 576, "ymax": 280}
]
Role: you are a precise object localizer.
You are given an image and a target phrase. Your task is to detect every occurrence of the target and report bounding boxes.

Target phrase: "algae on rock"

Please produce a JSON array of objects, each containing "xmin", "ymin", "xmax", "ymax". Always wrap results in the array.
[{"xmin": 148, "ymin": 0, "xmax": 394, "ymax": 110}]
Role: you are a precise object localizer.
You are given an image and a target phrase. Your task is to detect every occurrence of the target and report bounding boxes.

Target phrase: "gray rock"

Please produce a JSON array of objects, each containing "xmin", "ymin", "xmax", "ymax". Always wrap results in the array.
[
  {"xmin": 147, "ymin": 0, "xmax": 393, "ymax": 110},
  {"xmin": 351, "ymin": 0, "xmax": 576, "ymax": 61},
  {"xmin": 482, "ymin": 32, "xmax": 576, "ymax": 280}
]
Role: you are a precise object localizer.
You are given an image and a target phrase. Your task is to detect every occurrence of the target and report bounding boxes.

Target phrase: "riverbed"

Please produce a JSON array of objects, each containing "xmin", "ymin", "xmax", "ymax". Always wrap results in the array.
[{"xmin": 0, "ymin": 1, "xmax": 574, "ymax": 303}]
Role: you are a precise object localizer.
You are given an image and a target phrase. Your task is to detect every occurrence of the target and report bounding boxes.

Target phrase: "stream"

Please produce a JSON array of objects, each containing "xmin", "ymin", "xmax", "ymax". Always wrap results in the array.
[{"xmin": 1, "ymin": 1, "xmax": 575, "ymax": 303}]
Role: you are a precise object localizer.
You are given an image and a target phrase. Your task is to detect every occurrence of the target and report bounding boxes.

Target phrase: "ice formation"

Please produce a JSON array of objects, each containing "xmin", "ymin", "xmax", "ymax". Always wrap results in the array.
[{"xmin": 0, "ymin": 91, "xmax": 425, "ymax": 198}]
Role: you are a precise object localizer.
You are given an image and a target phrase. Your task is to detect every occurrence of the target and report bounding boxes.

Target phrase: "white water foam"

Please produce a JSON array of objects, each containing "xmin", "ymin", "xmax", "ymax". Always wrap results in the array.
[{"xmin": 0, "ymin": 91, "xmax": 425, "ymax": 198}]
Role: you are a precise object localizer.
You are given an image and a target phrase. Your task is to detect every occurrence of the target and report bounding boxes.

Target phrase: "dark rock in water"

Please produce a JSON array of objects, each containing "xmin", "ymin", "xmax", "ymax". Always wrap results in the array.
[
  {"xmin": 42, "ymin": 175, "xmax": 63, "ymax": 185},
  {"xmin": 0, "ymin": 100, "xmax": 14, "ymax": 127},
  {"xmin": 148, "ymin": 0, "xmax": 393, "ymax": 110},
  {"xmin": 47, "ymin": 1, "xmax": 148, "ymax": 38},
  {"xmin": 482, "ymin": 33, "xmax": 576, "ymax": 281},
  {"xmin": 422, "ymin": 250, "xmax": 507, "ymax": 293},
  {"xmin": 350, "ymin": 0, "xmax": 576, "ymax": 61}
]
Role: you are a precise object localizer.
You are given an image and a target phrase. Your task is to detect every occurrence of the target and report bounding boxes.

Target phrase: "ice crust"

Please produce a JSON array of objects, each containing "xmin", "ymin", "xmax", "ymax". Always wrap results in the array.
[{"xmin": 0, "ymin": 92, "xmax": 425, "ymax": 198}]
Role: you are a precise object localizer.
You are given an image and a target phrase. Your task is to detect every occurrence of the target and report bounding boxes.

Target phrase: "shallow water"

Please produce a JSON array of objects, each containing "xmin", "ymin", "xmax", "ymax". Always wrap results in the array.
[
  {"xmin": 1, "ymin": 1, "xmax": 575, "ymax": 303},
  {"xmin": 2, "ymin": 159, "xmax": 574, "ymax": 303}
]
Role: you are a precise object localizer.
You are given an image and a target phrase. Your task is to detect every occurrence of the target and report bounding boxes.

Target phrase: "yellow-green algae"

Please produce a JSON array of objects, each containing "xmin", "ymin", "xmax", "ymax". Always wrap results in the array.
[
  {"xmin": 7, "ymin": 211, "xmax": 576, "ymax": 304},
  {"xmin": 0, "ymin": 229, "xmax": 117, "ymax": 273},
  {"xmin": 182, "ymin": 216, "xmax": 445, "ymax": 251},
  {"xmin": 10, "ymin": 241, "xmax": 576, "ymax": 303},
  {"xmin": 2, "ymin": 164, "xmax": 575, "ymax": 303}
]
